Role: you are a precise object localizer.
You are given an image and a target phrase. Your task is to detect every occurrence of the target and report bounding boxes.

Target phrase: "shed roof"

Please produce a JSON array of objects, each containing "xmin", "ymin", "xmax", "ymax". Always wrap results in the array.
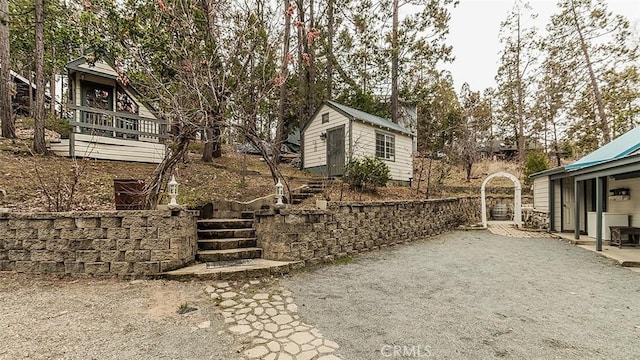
[
  {"xmin": 327, "ymin": 101, "xmax": 413, "ymax": 136},
  {"xmin": 565, "ymin": 126, "xmax": 640, "ymax": 170}
]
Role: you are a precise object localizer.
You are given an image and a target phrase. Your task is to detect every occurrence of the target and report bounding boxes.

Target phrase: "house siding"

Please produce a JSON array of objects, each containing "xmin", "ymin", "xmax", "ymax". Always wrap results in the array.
[
  {"xmin": 350, "ymin": 120, "xmax": 413, "ymax": 182},
  {"xmin": 532, "ymin": 177, "xmax": 549, "ymax": 211},
  {"xmin": 607, "ymin": 178, "xmax": 640, "ymax": 227},
  {"xmin": 77, "ymin": 60, "xmax": 118, "ymax": 77},
  {"xmin": 302, "ymin": 105, "xmax": 349, "ymax": 170}
]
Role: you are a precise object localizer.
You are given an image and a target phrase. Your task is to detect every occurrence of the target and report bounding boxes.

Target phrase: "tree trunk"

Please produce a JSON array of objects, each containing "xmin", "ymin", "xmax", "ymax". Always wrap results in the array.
[
  {"xmin": 33, "ymin": 0, "xmax": 47, "ymax": 154},
  {"xmin": 203, "ymin": 118, "xmax": 214, "ymax": 162},
  {"xmin": 275, "ymin": 0, "xmax": 292, "ymax": 165},
  {"xmin": 0, "ymin": 0, "xmax": 14, "ymax": 139},
  {"xmin": 391, "ymin": 0, "xmax": 399, "ymax": 123},
  {"xmin": 201, "ymin": 0, "xmax": 222, "ymax": 161},
  {"xmin": 296, "ymin": 0, "xmax": 306, "ymax": 129},
  {"xmin": 570, "ymin": 0, "xmax": 610, "ymax": 144},
  {"xmin": 306, "ymin": 0, "xmax": 315, "ymax": 119},
  {"xmin": 49, "ymin": 45, "xmax": 56, "ymax": 115},
  {"xmin": 516, "ymin": 9, "xmax": 525, "ymax": 163},
  {"xmin": 326, "ymin": 0, "xmax": 334, "ymax": 100}
]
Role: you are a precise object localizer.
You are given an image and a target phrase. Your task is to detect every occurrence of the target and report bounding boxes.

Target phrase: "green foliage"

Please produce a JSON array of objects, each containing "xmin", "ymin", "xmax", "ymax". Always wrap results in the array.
[
  {"xmin": 46, "ymin": 114, "xmax": 71, "ymax": 139},
  {"xmin": 343, "ymin": 156, "xmax": 390, "ymax": 192},
  {"xmin": 523, "ymin": 152, "xmax": 549, "ymax": 185},
  {"xmin": 20, "ymin": 115, "xmax": 71, "ymax": 139}
]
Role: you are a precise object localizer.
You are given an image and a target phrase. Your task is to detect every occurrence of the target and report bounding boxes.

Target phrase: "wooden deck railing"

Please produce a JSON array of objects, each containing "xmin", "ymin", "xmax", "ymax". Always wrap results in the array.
[{"xmin": 68, "ymin": 105, "xmax": 169, "ymax": 142}]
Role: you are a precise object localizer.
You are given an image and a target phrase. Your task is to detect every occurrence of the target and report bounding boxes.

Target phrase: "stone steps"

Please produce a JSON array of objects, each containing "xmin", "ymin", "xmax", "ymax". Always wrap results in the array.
[
  {"xmin": 197, "ymin": 218, "xmax": 254, "ymax": 229},
  {"xmin": 198, "ymin": 238, "xmax": 257, "ymax": 250},
  {"xmin": 197, "ymin": 248, "xmax": 263, "ymax": 262},
  {"xmin": 196, "ymin": 213, "xmax": 263, "ymax": 265},
  {"xmin": 197, "ymin": 228, "xmax": 256, "ymax": 239},
  {"xmin": 163, "ymin": 259, "xmax": 303, "ymax": 280}
]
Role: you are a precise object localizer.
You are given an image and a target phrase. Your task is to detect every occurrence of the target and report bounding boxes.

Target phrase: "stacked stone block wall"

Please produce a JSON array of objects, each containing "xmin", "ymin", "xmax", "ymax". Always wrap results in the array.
[
  {"xmin": 254, "ymin": 197, "xmax": 480, "ymax": 265},
  {"xmin": 0, "ymin": 209, "xmax": 198, "ymax": 277},
  {"xmin": 522, "ymin": 208, "xmax": 550, "ymax": 230}
]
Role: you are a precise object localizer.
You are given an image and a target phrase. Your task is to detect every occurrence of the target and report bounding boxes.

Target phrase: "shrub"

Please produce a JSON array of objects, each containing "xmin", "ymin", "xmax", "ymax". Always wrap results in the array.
[
  {"xmin": 523, "ymin": 151, "xmax": 549, "ymax": 185},
  {"xmin": 343, "ymin": 156, "xmax": 390, "ymax": 192},
  {"xmin": 46, "ymin": 114, "xmax": 72, "ymax": 139}
]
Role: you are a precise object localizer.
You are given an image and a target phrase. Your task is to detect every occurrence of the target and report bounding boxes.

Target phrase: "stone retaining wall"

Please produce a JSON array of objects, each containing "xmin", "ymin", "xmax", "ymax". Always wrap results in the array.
[
  {"xmin": 0, "ymin": 209, "xmax": 198, "ymax": 277},
  {"xmin": 254, "ymin": 197, "xmax": 480, "ymax": 265},
  {"xmin": 522, "ymin": 208, "xmax": 550, "ymax": 230}
]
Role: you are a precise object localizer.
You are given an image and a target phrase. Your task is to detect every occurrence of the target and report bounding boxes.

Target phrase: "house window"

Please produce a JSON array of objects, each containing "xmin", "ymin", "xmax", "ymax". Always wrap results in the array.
[
  {"xmin": 322, "ymin": 113, "xmax": 329, "ymax": 123},
  {"xmin": 376, "ymin": 132, "xmax": 395, "ymax": 161}
]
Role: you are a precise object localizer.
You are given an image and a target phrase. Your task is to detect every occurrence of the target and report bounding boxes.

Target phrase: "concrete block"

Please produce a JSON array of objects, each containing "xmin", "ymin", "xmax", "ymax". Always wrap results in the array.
[
  {"xmin": 37, "ymin": 228, "xmax": 61, "ymax": 240},
  {"xmin": 122, "ymin": 216, "xmax": 147, "ymax": 228},
  {"xmin": 124, "ymin": 250, "xmax": 151, "ymax": 262},
  {"xmin": 84, "ymin": 262, "xmax": 110, "ymax": 274},
  {"xmin": 64, "ymin": 261, "xmax": 84, "ymax": 274},
  {"xmin": 15, "ymin": 229, "xmax": 37, "ymax": 240},
  {"xmin": 106, "ymin": 228, "xmax": 129, "ymax": 240},
  {"xmin": 76, "ymin": 250, "xmax": 101, "ymax": 263},
  {"xmin": 8, "ymin": 250, "xmax": 29, "ymax": 261},
  {"xmin": 100, "ymin": 250, "xmax": 125, "ymax": 262},
  {"xmin": 22, "ymin": 239, "xmax": 46, "ymax": 250},
  {"xmin": 116, "ymin": 239, "xmax": 140, "ymax": 250},
  {"xmin": 0, "ymin": 260, "xmax": 14, "ymax": 271},
  {"xmin": 133, "ymin": 261, "xmax": 159, "ymax": 275},
  {"xmin": 14, "ymin": 261, "xmax": 37, "ymax": 273},
  {"xmin": 0, "ymin": 228, "xmax": 15, "ymax": 240},
  {"xmin": 30, "ymin": 250, "xmax": 64, "ymax": 262},
  {"xmin": 150, "ymin": 249, "xmax": 178, "ymax": 261},
  {"xmin": 159, "ymin": 260, "xmax": 183, "ymax": 272},
  {"xmin": 110, "ymin": 262, "xmax": 133, "ymax": 275},
  {"xmin": 92, "ymin": 239, "xmax": 116, "ymax": 250},
  {"xmin": 53, "ymin": 218, "xmax": 75, "ymax": 229},
  {"xmin": 68, "ymin": 239, "xmax": 94, "ymax": 250},
  {"xmin": 140, "ymin": 238, "xmax": 169, "ymax": 250},
  {"xmin": 8, "ymin": 219, "xmax": 31, "ymax": 229},
  {"xmin": 46, "ymin": 239, "xmax": 70, "ymax": 251},
  {"xmin": 100, "ymin": 217, "xmax": 122, "ymax": 228},
  {"xmin": 39, "ymin": 261, "xmax": 65, "ymax": 274}
]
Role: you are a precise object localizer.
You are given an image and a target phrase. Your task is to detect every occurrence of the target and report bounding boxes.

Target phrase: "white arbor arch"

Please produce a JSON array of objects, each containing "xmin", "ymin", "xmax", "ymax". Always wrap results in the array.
[{"xmin": 481, "ymin": 172, "xmax": 522, "ymax": 228}]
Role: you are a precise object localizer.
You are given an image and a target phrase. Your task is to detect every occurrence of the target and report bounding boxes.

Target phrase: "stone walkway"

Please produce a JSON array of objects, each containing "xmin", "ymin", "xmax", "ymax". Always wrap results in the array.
[
  {"xmin": 487, "ymin": 221, "xmax": 554, "ymax": 238},
  {"xmin": 205, "ymin": 280, "xmax": 342, "ymax": 360}
]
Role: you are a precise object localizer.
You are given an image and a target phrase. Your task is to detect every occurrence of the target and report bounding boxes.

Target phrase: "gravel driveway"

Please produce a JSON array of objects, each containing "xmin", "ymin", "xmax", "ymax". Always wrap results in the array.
[
  {"xmin": 282, "ymin": 231, "xmax": 640, "ymax": 359},
  {"xmin": 0, "ymin": 275, "xmax": 242, "ymax": 360}
]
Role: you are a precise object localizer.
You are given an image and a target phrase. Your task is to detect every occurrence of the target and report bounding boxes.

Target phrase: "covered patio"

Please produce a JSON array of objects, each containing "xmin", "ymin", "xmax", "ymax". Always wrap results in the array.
[{"xmin": 531, "ymin": 126, "xmax": 640, "ymax": 253}]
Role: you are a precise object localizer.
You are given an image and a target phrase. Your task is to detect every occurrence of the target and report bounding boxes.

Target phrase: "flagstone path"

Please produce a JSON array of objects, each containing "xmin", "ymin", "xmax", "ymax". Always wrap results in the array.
[{"xmin": 205, "ymin": 280, "xmax": 342, "ymax": 360}]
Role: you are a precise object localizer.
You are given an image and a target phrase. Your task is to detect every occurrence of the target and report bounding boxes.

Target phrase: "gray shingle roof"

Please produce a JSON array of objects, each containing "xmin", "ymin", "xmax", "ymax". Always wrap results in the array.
[{"xmin": 327, "ymin": 101, "xmax": 413, "ymax": 136}]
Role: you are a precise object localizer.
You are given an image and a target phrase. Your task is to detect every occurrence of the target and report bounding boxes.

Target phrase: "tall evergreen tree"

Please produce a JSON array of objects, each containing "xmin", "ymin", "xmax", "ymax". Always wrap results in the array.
[{"xmin": 545, "ymin": 0, "xmax": 639, "ymax": 145}]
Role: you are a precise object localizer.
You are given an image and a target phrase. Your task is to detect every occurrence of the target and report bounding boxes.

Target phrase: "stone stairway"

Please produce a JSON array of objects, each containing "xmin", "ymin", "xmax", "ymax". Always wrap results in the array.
[
  {"xmin": 289, "ymin": 179, "xmax": 333, "ymax": 205},
  {"xmin": 196, "ymin": 212, "xmax": 262, "ymax": 263},
  {"xmin": 165, "ymin": 210, "xmax": 302, "ymax": 280}
]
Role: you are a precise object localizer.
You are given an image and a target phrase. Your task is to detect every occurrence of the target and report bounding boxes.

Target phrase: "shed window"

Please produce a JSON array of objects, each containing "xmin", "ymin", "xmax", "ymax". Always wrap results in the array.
[
  {"xmin": 321, "ymin": 113, "xmax": 329, "ymax": 123},
  {"xmin": 376, "ymin": 132, "xmax": 395, "ymax": 161}
]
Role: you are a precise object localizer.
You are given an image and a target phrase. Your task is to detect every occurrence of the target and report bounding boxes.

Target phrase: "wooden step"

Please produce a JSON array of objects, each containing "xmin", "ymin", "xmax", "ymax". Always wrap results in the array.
[
  {"xmin": 197, "ymin": 248, "xmax": 263, "ymax": 262},
  {"xmin": 197, "ymin": 238, "xmax": 257, "ymax": 250},
  {"xmin": 198, "ymin": 228, "xmax": 255, "ymax": 239},
  {"xmin": 197, "ymin": 218, "xmax": 254, "ymax": 230}
]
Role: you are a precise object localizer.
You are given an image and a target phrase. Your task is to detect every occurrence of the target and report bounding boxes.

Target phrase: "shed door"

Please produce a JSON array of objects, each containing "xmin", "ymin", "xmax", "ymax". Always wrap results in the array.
[
  {"xmin": 562, "ymin": 179, "xmax": 575, "ymax": 231},
  {"xmin": 326, "ymin": 126, "xmax": 345, "ymax": 177}
]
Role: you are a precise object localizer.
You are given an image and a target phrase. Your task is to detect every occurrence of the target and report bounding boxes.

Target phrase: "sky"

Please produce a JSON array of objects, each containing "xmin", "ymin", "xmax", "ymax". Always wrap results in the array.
[{"xmin": 445, "ymin": 0, "xmax": 640, "ymax": 92}]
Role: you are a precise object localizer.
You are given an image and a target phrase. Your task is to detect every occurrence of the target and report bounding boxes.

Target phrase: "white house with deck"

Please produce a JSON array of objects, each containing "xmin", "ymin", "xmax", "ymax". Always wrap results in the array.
[
  {"xmin": 301, "ymin": 101, "xmax": 415, "ymax": 184},
  {"xmin": 50, "ymin": 55, "xmax": 167, "ymax": 163}
]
